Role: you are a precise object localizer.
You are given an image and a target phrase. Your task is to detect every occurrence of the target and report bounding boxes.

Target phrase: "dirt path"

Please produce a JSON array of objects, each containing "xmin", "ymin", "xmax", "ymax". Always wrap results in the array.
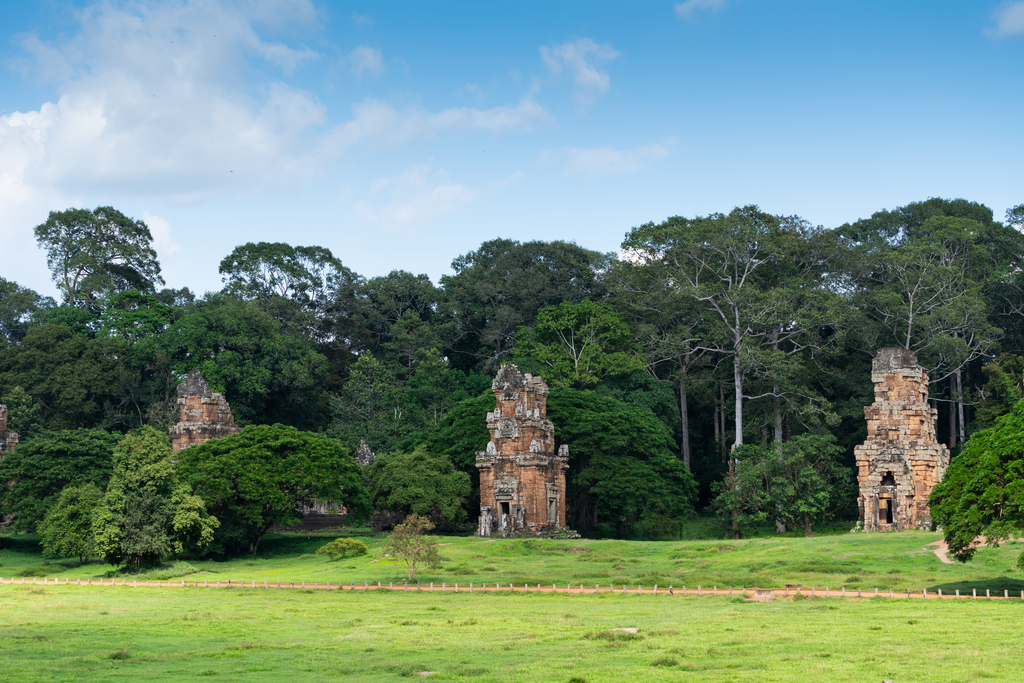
[{"xmin": 927, "ymin": 539, "xmax": 955, "ymax": 564}]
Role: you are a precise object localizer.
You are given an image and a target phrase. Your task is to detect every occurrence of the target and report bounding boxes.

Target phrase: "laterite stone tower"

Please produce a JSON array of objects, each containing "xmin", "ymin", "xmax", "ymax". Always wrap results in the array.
[
  {"xmin": 854, "ymin": 348, "xmax": 949, "ymax": 531},
  {"xmin": 169, "ymin": 369, "xmax": 241, "ymax": 453},
  {"xmin": 0, "ymin": 404, "xmax": 18, "ymax": 455},
  {"xmin": 476, "ymin": 364, "xmax": 568, "ymax": 537}
]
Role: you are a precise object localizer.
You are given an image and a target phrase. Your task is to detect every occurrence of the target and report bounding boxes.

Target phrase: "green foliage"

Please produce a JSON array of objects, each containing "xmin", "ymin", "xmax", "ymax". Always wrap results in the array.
[
  {"xmin": 38, "ymin": 483, "xmax": 103, "ymax": 564},
  {"xmin": 930, "ymin": 399, "xmax": 1024, "ymax": 565},
  {"xmin": 0, "ymin": 277, "xmax": 54, "ymax": 345},
  {"xmin": 177, "ymin": 424, "xmax": 369, "ymax": 556},
  {"xmin": 440, "ymin": 238, "xmax": 611, "ymax": 372},
  {"xmin": 0, "ymin": 428, "xmax": 120, "ymax": 530},
  {"xmin": 975, "ymin": 353, "xmax": 1024, "ymax": 429},
  {"xmin": 515, "ymin": 299, "xmax": 642, "ymax": 388},
  {"xmin": 548, "ymin": 387, "xmax": 698, "ymax": 535},
  {"xmin": 0, "ymin": 385, "xmax": 44, "ymax": 440},
  {"xmin": 34, "ymin": 206, "xmax": 164, "ymax": 307},
  {"xmin": 381, "ymin": 513, "xmax": 443, "ymax": 580},
  {"xmin": 712, "ymin": 434, "xmax": 855, "ymax": 537},
  {"xmin": 315, "ymin": 537, "xmax": 368, "ymax": 560},
  {"xmin": 329, "ymin": 353, "xmax": 410, "ymax": 453},
  {"xmin": 163, "ymin": 294, "xmax": 329, "ymax": 428},
  {"xmin": 368, "ymin": 446, "xmax": 471, "ymax": 525},
  {"xmin": 92, "ymin": 427, "xmax": 218, "ymax": 569}
]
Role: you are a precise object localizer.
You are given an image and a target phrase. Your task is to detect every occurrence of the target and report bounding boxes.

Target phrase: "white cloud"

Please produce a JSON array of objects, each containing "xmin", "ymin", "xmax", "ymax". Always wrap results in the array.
[
  {"xmin": 354, "ymin": 165, "xmax": 476, "ymax": 232},
  {"xmin": 142, "ymin": 212, "xmax": 179, "ymax": 257},
  {"xmin": 675, "ymin": 0, "xmax": 727, "ymax": 20},
  {"xmin": 991, "ymin": 2, "xmax": 1024, "ymax": 37},
  {"xmin": 349, "ymin": 46, "xmax": 385, "ymax": 78},
  {"xmin": 352, "ymin": 12, "xmax": 374, "ymax": 27},
  {"xmin": 540, "ymin": 38, "xmax": 620, "ymax": 112},
  {"xmin": 555, "ymin": 142, "xmax": 671, "ymax": 176},
  {"xmin": 328, "ymin": 95, "xmax": 551, "ymax": 149}
]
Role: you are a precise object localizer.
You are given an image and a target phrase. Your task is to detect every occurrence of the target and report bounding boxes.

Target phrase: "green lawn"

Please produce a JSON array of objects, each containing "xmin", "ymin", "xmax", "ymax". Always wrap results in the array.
[
  {"xmin": 3, "ymin": 527, "xmax": 1024, "ymax": 595},
  {"xmin": 1, "ymin": 582, "xmax": 1021, "ymax": 682}
]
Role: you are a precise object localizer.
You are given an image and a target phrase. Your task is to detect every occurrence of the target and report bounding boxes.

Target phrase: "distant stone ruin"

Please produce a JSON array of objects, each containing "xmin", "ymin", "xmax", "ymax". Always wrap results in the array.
[
  {"xmin": 355, "ymin": 439, "xmax": 376, "ymax": 466},
  {"xmin": 169, "ymin": 369, "xmax": 241, "ymax": 453},
  {"xmin": 854, "ymin": 348, "xmax": 949, "ymax": 531},
  {"xmin": 476, "ymin": 364, "xmax": 568, "ymax": 537},
  {"xmin": 0, "ymin": 404, "xmax": 18, "ymax": 455}
]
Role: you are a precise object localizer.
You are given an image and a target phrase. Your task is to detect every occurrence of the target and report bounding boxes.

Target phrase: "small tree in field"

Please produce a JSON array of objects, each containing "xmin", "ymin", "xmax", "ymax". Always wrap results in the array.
[
  {"xmin": 316, "ymin": 538, "xmax": 368, "ymax": 561},
  {"xmin": 38, "ymin": 483, "xmax": 103, "ymax": 565},
  {"xmin": 381, "ymin": 514, "xmax": 442, "ymax": 580}
]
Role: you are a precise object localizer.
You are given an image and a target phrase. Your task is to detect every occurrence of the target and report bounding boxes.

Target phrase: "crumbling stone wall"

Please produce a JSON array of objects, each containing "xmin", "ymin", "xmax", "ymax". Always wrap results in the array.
[
  {"xmin": 169, "ymin": 369, "xmax": 241, "ymax": 453},
  {"xmin": 0, "ymin": 404, "xmax": 18, "ymax": 455},
  {"xmin": 476, "ymin": 364, "xmax": 568, "ymax": 537},
  {"xmin": 854, "ymin": 348, "xmax": 949, "ymax": 531}
]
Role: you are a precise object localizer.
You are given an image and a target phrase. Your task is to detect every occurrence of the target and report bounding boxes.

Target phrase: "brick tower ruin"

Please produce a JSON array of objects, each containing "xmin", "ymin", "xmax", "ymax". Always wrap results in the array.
[
  {"xmin": 476, "ymin": 364, "xmax": 568, "ymax": 537},
  {"xmin": 0, "ymin": 404, "xmax": 18, "ymax": 455},
  {"xmin": 169, "ymin": 369, "xmax": 241, "ymax": 453},
  {"xmin": 854, "ymin": 348, "xmax": 949, "ymax": 531}
]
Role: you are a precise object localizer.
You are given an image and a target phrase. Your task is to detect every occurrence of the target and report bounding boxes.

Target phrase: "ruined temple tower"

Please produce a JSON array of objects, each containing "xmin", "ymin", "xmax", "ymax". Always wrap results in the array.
[
  {"xmin": 169, "ymin": 369, "xmax": 241, "ymax": 453},
  {"xmin": 476, "ymin": 365, "xmax": 568, "ymax": 537},
  {"xmin": 854, "ymin": 348, "xmax": 949, "ymax": 531},
  {"xmin": 0, "ymin": 404, "xmax": 18, "ymax": 455}
]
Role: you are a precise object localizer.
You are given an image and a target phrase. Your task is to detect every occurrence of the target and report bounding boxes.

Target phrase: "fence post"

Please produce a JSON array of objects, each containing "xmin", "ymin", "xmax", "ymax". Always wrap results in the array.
[
  {"xmin": 956, "ymin": 589, "xmax": 959, "ymax": 598},
  {"xmin": 698, "ymin": 586, "xmax": 701, "ymax": 596},
  {"xmin": 826, "ymin": 587, "xmax": 829, "ymax": 597},
  {"xmin": 470, "ymin": 583, "xmax": 473, "ymax": 593},
  {"xmin": 875, "ymin": 587, "xmax": 878, "ymax": 596},
  {"xmin": 1005, "ymin": 590, "xmax": 1009, "ymax": 599},
  {"xmin": 683, "ymin": 586, "xmax": 686, "ymax": 595},
  {"xmin": 654, "ymin": 585, "xmax": 658, "ymax": 595},
  {"xmin": 938, "ymin": 589, "xmax": 942, "ymax": 598},
  {"xmin": 973, "ymin": 589, "xmax": 977, "ymax": 599},
  {"xmin": 858, "ymin": 588, "xmax": 862, "ymax": 597},
  {"xmin": 842, "ymin": 587, "xmax": 845, "ymax": 597},
  {"xmin": 986, "ymin": 589, "xmax": 991, "ymax": 599}
]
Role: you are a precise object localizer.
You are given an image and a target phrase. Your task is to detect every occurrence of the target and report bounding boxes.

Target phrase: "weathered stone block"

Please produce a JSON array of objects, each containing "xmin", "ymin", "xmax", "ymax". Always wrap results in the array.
[{"xmin": 168, "ymin": 369, "xmax": 241, "ymax": 453}]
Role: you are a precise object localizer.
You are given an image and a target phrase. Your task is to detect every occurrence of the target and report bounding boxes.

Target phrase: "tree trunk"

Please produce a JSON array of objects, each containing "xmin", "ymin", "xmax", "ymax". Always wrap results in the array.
[
  {"xmin": 804, "ymin": 514, "xmax": 813, "ymax": 537},
  {"xmin": 713, "ymin": 401, "xmax": 721, "ymax": 464},
  {"xmin": 678, "ymin": 377, "xmax": 691, "ymax": 471},
  {"xmin": 956, "ymin": 367, "xmax": 966, "ymax": 447},
  {"xmin": 773, "ymin": 389, "xmax": 783, "ymax": 452},
  {"xmin": 948, "ymin": 378, "xmax": 957, "ymax": 449},
  {"xmin": 733, "ymin": 353, "xmax": 744, "ymax": 447},
  {"xmin": 719, "ymin": 383, "xmax": 728, "ymax": 464}
]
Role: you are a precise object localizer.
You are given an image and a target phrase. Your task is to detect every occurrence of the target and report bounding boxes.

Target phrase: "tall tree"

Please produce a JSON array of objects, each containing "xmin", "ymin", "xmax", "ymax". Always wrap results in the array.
[
  {"xmin": 34, "ymin": 206, "xmax": 163, "ymax": 307},
  {"xmin": 91, "ymin": 427, "xmax": 218, "ymax": 568},
  {"xmin": 177, "ymin": 424, "xmax": 369, "ymax": 555},
  {"xmin": 621, "ymin": 206, "xmax": 840, "ymax": 448},
  {"xmin": 440, "ymin": 239, "xmax": 611, "ymax": 371},
  {"xmin": 0, "ymin": 278, "xmax": 54, "ymax": 345},
  {"xmin": 514, "ymin": 299, "xmax": 642, "ymax": 389},
  {"xmin": 0, "ymin": 428, "xmax": 120, "ymax": 530}
]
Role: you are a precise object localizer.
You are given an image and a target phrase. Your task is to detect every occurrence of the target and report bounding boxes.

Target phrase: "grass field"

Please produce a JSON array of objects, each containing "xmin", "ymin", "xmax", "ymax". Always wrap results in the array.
[
  {"xmin": 2, "ymin": 582, "xmax": 1022, "ymax": 682},
  {"xmin": 4, "ymin": 525, "xmax": 1024, "ymax": 595}
]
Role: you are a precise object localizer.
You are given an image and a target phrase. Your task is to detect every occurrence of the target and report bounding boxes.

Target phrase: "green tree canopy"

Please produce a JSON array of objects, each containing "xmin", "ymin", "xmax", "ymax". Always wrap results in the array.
[
  {"xmin": 711, "ymin": 434, "xmax": 854, "ymax": 537},
  {"xmin": 177, "ymin": 424, "xmax": 370, "ymax": 555},
  {"xmin": 930, "ymin": 399, "xmax": 1024, "ymax": 565},
  {"xmin": 38, "ymin": 483, "xmax": 103, "ymax": 565},
  {"xmin": 0, "ymin": 428, "xmax": 120, "ymax": 530},
  {"xmin": 163, "ymin": 294, "xmax": 329, "ymax": 428},
  {"xmin": 368, "ymin": 446, "xmax": 471, "ymax": 526},
  {"xmin": 548, "ymin": 387, "xmax": 698, "ymax": 536},
  {"xmin": 92, "ymin": 427, "xmax": 218, "ymax": 568},
  {"xmin": 34, "ymin": 206, "xmax": 163, "ymax": 307},
  {"xmin": 515, "ymin": 299, "xmax": 642, "ymax": 388},
  {"xmin": 0, "ymin": 277, "xmax": 54, "ymax": 345}
]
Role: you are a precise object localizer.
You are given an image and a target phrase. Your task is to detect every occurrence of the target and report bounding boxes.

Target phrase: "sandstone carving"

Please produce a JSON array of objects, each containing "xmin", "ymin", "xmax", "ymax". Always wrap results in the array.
[
  {"xmin": 854, "ymin": 348, "xmax": 949, "ymax": 531},
  {"xmin": 169, "ymin": 369, "xmax": 241, "ymax": 453},
  {"xmin": 0, "ymin": 404, "xmax": 18, "ymax": 455},
  {"xmin": 476, "ymin": 364, "xmax": 568, "ymax": 537}
]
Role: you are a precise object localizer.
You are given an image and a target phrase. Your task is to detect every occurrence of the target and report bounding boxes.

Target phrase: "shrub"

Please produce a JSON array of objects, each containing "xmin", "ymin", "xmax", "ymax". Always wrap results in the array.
[{"xmin": 316, "ymin": 538, "xmax": 368, "ymax": 561}]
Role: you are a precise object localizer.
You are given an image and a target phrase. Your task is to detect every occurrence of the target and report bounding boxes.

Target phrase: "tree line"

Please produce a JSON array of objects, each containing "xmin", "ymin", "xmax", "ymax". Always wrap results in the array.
[{"xmin": 2, "ymin": 198, "xmax": 1024, "ymax": 564}]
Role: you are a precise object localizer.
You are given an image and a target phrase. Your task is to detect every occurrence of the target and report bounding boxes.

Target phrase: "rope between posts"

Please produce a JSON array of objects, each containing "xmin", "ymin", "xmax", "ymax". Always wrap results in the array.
[{"xmin": 0, "ymin": 576, "xmax": 1019, "ymax": 600}]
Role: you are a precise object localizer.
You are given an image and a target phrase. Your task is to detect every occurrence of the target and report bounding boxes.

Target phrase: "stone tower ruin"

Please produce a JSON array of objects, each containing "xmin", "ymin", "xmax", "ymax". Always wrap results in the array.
[
  {"xmin": 854, "ymin": 348, "xmax": 949, "ymax": 531},
  {"xmin": 169, "ymin": 369, "xmax": 241, "ymax": 453},
  {"xmin": 476, "ymin": 364, "xmax": 568, "ymax": 537},
  {"xmin": 0, "ymin": 404, "xmax": 18, "ymax": 455}
]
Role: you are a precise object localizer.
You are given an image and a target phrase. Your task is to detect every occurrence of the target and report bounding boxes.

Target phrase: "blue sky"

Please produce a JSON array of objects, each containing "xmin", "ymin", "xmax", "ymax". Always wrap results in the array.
[{"xmin": 2, "ymin": 0, "xmax": 1023, "ymax": 298}]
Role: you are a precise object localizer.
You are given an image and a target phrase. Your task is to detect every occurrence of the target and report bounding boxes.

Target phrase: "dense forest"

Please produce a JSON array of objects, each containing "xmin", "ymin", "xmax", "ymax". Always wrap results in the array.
[{"xmin": 3, "ymin": 198, "xmax": 1024, "ymax": 555}]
